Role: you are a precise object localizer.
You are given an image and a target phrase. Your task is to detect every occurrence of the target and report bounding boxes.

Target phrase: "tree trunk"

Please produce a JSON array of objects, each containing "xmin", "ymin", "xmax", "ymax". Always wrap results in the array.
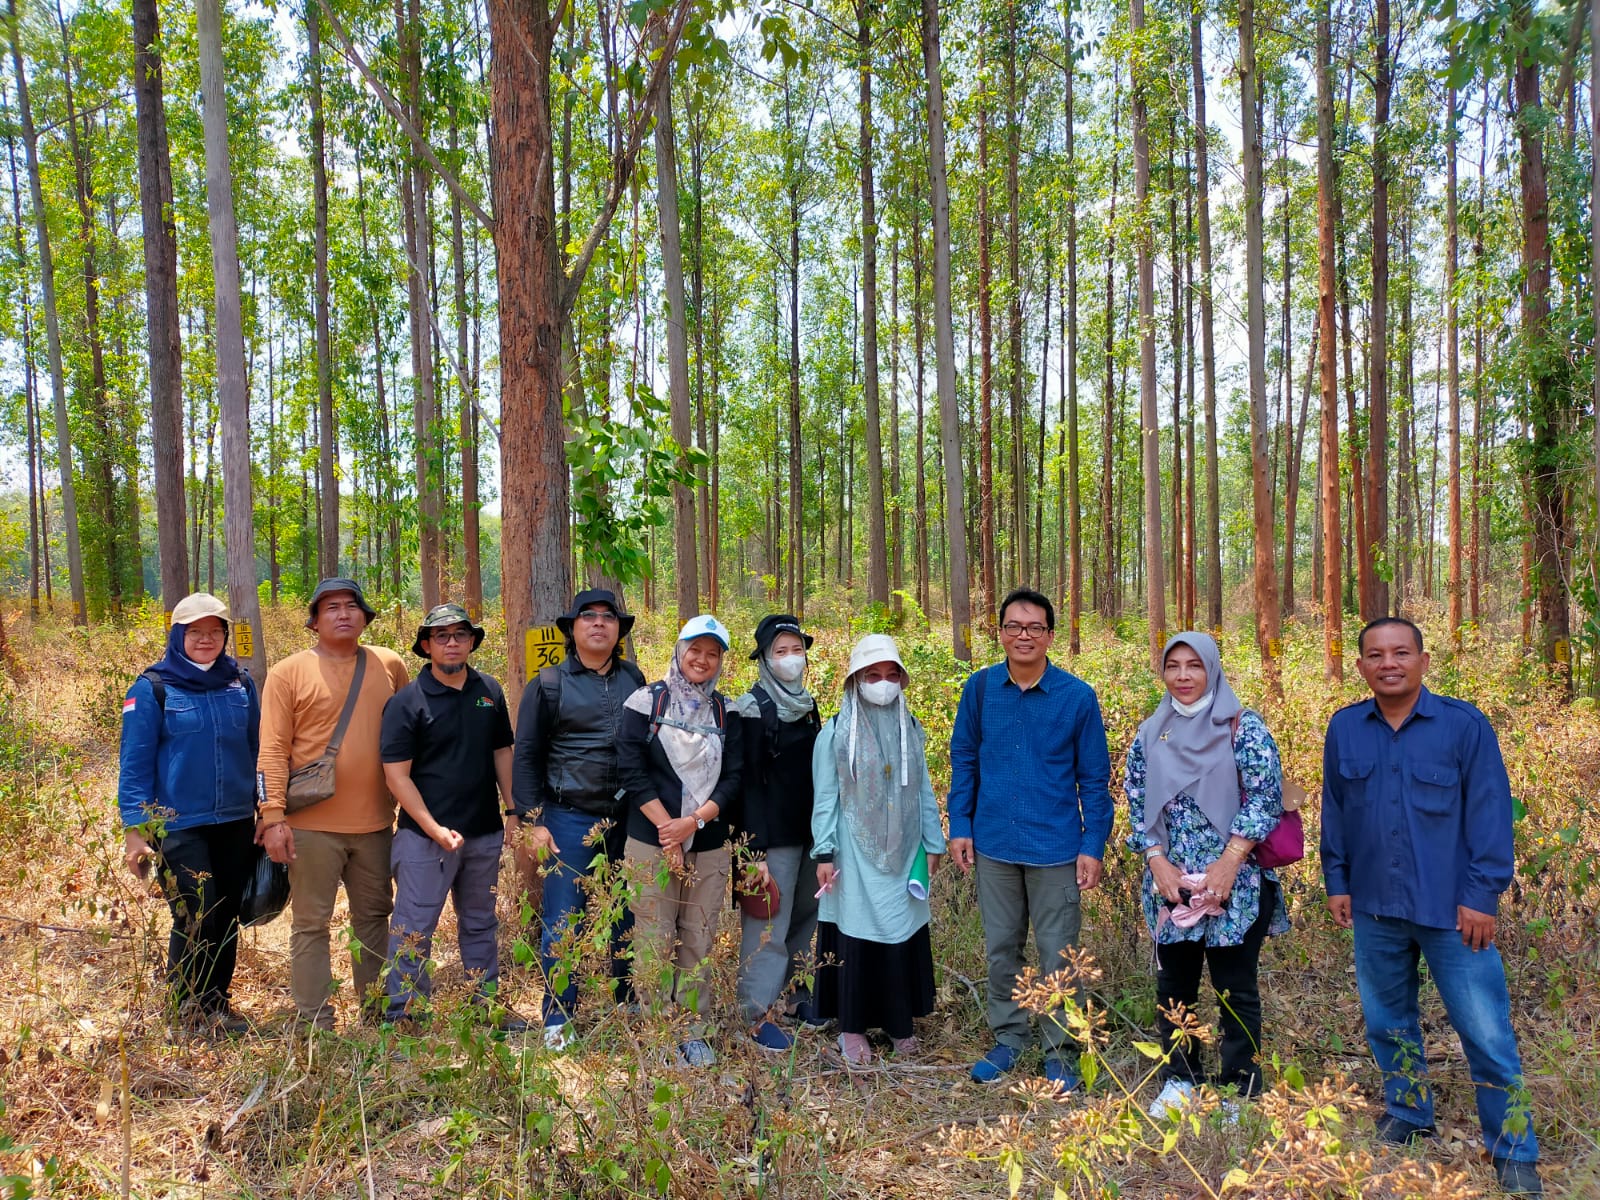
[
  {"xmin": 1099, "ymin": 78, "xmax": 1120, "ymax": 619},
  {"xmin": 309, "ymin": 5, "xmax": 338, "ymax": 577},
  {"xmin": 655, "ymin": 51, "xmax": 698, "ymax": 620},
  {"xmin": 1064, "ymin": 3, "xmax": 1081, "ymax": 650},
  {"xmin": 912, "ymin": 176, "xmax": 931, "ymax": 613},
  {"xmin": 1191, "ymin": 5, "xmax": 1221, "ymax": 631},
  {"xmin": 1515, "ymin": 2, "xmax": 1569, "ymax": 684},
  {"xmin": 196, "ymin": 0, "xmax": 266, "ymax": 681},
  {"xmin": 1131, "ymin": 0, "xmax": 1165, "ymax": 667},
  {"xmin": 7, "ymin": 0, "xmax": 84, "ymax": 624},
  {"xmin": 1241, "ymin": 0, "xmax": 1282, "ymax": 690},
  {"xmin": 1316, "ymin": 0, "xmax": 1342, "ymax": 678},
  {"xmin": 132, "ymin": 0, "xmax": 188, "ymax": 607},
  {"xmin": 1365, "ymin": 0, "xmax": 1391, "ymax": 619},
  {"xmin": 1005, "ymin": 7, "xmax": 1027, "ymax": 589},
  {"xmin": 785, "ymin": 80, "xmax": 803, "ymax": 617},
  {"xmin": 450, "ymin": 117, "xmax": 481, "ymax": 618},
  {"xmin": 923, "ymin": 0, "xmax": 972, "ymax": 659},
  {"xmin": 976, "ymin": 49, "xmax": 996, "ymax": 622},
  {"xmin": 858, "ymin": 0, "xmax": 889, "ymax": 609}
]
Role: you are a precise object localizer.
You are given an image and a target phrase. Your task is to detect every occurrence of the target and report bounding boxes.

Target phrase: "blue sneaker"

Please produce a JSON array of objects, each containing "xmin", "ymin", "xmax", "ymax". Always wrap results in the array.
[
  {"xmin": 676, "ymin": 1038, "xmax": 717, "ymax": 1068},
  {"xmin": 751, "ymin": 1021, "xmax": 793, "ymax": 1052},
  {"xmin": 970, "ymin": 1042, "xmax": 1021, "ymax": 1083},
  {"xmin": 1041, "ymin": 1055, "xmax": 1081, "ymax": 1095}
]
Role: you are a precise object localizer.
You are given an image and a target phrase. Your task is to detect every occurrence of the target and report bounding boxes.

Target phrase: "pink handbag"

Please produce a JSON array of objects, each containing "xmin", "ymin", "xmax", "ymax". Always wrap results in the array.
[{"xmin": 1231, "ymin": 714, "xmax": 1306, "ymax": 869}]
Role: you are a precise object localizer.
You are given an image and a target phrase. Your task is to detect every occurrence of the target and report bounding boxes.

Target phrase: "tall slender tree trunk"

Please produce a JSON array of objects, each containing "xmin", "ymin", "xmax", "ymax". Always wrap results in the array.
[
  {"xmin": 1592, "ymin": 0, "xmax": 1600, "ymax": 538},
  {"xmin": 1365, "ymin": 0, "xmax": 1392, "ymax": 619},
  {"xmin": 1515, "ymin": 2, "xmax": 1569, "ymax": 683},
  {"xmin": 1316, "ymin": 0, "xmax": 1342, "ymax": 678},
  {"xmin": 1099, "ymin": 79, "xmax": 1120, "ymax": 619},
  {"xmin": 1063, "ymin": 2, "xmax": 1081, "ymax": 649},
  {"xmin": 1445, "ymin": 76, "xmax": 1462, "ymax": 643},
  {"xmin": 133, "ymin": 0, "xmax": 188, "ymax": 606},
  {"xmin": 449, "ymin": 118, "xmax": 481, "ymax": 617},
  {"xmin": 655, "ymin": 51, "xmax": 698, "ymax": 619},
  {"xmin": 858, "ymin": 0, "xmax": 889, "ymax": 608},
  {"xmin": 8, "ymin": 0, "xmax": 84, "ymax": 624},
  {"xmin": 1131, "ymin": 0, "xmax": 1164, "ymax": 665},
  {"xmin": 976, "ymin": 49, "xmax": 996, "ymax": 621},
  {"xmin": 196, "ymin": 0, "xmax": 266, "ymax": 680},
  {"xmin": 1241, "ymin": 0, "xmax": 1281, "ymax": 689},
  {"xmin": 1191, "ymin": 6, "xmax": 1221, "ymax": 630},
  {"xmin": 308, "ymin": 5, "xmax": 338, "ymax": 577},
  {"xmin": 923, "ymin": 0, "xmax": 972, "ymax": 658},
  {"xmin": 1005, "ymin": 5, "xmax": 1027, "ymax": 588},
  {"xmin": 912, "ymin": 179, "xmax": 931, "ymax": 612}
]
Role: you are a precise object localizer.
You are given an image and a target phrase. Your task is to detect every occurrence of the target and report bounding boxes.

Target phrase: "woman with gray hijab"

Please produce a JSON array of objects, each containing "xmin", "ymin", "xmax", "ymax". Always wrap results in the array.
[
  {"xmin": 1125, "ymin": 632, "xmax": 1289, "ymax": 1118},
  {"xmin": 730, "ymin": 615, "xmax": 822, "ymax": 1053},
  {"xmin": 811, "ymin": 634, "xmax": 946, "ymax": 1067}
]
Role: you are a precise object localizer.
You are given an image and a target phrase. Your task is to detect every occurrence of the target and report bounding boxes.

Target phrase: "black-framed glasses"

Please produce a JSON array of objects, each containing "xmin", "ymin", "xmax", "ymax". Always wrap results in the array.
[
  {"xmin": 1000, "ymin": 622, "xmax": 1050, "ymax": 638},
  {"xmin": 429, "ymin": 629, "xmax": 474, "ymax": 644},
  {"xmin": 577, "ymin": 609, "xmax": 620, "ymax": 624}
]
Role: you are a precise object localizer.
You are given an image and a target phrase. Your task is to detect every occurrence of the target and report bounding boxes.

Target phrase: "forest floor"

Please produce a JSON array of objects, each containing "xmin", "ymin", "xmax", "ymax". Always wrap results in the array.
[{"xmin": 0, "ymin": 598, "xmax": 1597, "ymax": 1199}]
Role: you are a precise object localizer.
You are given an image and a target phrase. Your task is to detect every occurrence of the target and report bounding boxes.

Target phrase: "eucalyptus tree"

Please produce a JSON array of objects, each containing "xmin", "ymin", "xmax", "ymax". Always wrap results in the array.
[
  {"xmin": 1315, "ymin": 0, "xmax": 1341, "ymax": 677},
  {"xmin": 196, "ymin": 0, "xmax": 266, "ymax": 679},
  {"xmin": 1129, "ymin": 0, "xmax": 1163, "ymax": 667},
  {"xmin": 6, "ymin": 0, "xmax": 84, "ymax": 624},
  {"xmin": 133, "ymin": 0, "xmax": 188, "ymax": 606}
]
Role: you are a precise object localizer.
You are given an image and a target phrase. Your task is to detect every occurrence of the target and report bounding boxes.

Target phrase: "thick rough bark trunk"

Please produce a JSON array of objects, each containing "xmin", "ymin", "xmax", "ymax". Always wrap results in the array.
[
  {"xmin": 197, "ymin": 0, "xmax": 266, "ymax": 681},
  {"xmin": 133, "ymin": 0, "xmax": 188, "ymax": 607}
]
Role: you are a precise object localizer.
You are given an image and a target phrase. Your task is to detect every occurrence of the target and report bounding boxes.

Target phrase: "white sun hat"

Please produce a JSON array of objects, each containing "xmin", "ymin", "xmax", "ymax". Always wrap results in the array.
[{"xmin": 845, "ymin": 633, "xmax": 909, "ymax": 682}]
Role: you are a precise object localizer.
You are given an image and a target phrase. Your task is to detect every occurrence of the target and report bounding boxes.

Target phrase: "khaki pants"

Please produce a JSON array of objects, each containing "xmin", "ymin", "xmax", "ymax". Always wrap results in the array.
[
  {"xmin": 287, "ymin": 828, "xmax": 394, "ymax": 1024},
  {"xmin": 625, "ymin": 837, "xmax": 730, "ymax": 1019}
]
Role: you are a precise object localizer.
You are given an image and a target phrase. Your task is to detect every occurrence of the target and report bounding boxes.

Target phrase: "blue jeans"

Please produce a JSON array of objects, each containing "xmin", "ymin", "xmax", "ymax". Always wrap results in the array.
[
  {"xmin": 538, "ymin": 804, "xmax": 633, "ymax": 1027},
  {"xmin": 386, "ymin": 827, "xmax": 504, "ymax": 1020},
  {"xmin": 1352, "ymin": 912, "xmax": 1539, "ymax": 1162}
]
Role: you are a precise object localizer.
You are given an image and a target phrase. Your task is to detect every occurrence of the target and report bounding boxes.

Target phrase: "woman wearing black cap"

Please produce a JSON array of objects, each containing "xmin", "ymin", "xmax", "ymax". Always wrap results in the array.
[{"xmin": 729, "ymin": 615, "xmax": 822, "ymax": 1052}]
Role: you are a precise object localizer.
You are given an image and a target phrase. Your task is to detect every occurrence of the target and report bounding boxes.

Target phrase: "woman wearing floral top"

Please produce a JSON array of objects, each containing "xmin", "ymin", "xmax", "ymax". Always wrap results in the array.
[{"xmin": 1125, "ymin": 632, "xmax": 1289, "ymax": 1118}]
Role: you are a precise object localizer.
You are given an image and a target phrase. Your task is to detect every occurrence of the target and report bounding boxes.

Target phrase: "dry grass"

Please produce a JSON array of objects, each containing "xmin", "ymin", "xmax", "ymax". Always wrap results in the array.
[{"xmin": 0, "ymin": 598, "xmax": 1595, "ymax": 1198}]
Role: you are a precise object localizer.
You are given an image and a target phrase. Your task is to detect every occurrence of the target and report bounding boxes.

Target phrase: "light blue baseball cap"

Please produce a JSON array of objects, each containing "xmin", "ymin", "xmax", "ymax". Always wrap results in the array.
[{"xmin": 677, "ymin": 613, "xmax": 730, "ymax": 650}]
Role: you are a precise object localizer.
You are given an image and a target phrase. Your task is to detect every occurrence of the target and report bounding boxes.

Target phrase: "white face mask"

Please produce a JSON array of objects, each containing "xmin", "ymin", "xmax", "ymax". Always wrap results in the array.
[
  {"xmin": 858, "ymin": 679, "xmax": 902, "ymax": 707},
  {"xmin": 768, "ymin": 653, "xmax": 806, "ymax": 682}
]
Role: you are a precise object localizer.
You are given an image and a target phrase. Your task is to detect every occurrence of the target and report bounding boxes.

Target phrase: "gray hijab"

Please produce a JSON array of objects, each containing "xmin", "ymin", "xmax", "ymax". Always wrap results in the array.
[
  {"xmin": 1135, "ymin": 632, "xmax": 1244, "ymax": 845},
  {"xmin": 729, "ymin": 654, "xmax": 815, "ymax": 725}
]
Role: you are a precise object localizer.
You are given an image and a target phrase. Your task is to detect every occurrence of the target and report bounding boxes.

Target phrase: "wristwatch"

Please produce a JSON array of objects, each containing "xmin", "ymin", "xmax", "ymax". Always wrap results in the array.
[{"xmin": 695, "ymin": 814, "xmax": 707, "ymax": 830}]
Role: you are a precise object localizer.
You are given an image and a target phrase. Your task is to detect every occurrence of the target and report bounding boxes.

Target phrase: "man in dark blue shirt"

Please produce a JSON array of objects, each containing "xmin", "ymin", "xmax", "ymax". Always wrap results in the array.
[
  {"xmin": 948, "ymin": 588, "xmax": 1113, "ymax": 1093},
  {"xmin": 1322, "ymin": 617, "xmax": 1540, "ymax": 1196}
]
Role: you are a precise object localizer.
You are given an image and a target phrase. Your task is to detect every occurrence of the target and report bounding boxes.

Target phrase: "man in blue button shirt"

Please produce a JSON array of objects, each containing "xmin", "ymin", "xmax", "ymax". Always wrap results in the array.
[
  {"xmin": 1323, "ymin": 617, "xmax": 1541, "ymax": 1197},
  {"xmin": 948, "ymin": 588, "xmax": 1113, "ymax": 1092}
]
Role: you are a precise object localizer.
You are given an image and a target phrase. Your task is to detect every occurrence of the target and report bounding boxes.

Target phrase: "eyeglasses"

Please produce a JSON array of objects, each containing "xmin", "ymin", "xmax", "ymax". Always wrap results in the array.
[
  {"xmin": 577, "ymin": 610, "xmax": 619, "ymax": 624},
  {"xmin": 1000, "ymin": 622, "xmax": 1050, "ymax": 638},
  {"xmin": 428, "ymin": 629, "xmax": 474, "ymax": 644}
]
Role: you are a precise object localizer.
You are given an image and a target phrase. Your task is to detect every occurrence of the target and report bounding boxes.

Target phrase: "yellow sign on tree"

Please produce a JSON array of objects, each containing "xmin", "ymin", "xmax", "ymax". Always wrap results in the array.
[
  {"xmin": 525, "ymin": 625, "xmax": 566, "ymax": 682},
  {"xmin": 234, "ymin": 622, "xmax": 254, "ymax": 659}
]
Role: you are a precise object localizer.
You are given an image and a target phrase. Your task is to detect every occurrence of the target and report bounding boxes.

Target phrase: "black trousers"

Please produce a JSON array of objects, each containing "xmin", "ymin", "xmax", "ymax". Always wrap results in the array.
[
  {"xmin": 155, "ymin": 817, "xmax": 256, "ymax": 1011},
  {"xmin": 1155, "ymin": 878, "xmax": 1278, "ymax": 1095}
]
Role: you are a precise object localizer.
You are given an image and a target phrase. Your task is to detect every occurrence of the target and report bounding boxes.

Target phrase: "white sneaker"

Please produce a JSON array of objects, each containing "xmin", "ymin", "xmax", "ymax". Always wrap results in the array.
[
  {"xmin": 543, "ymin": 1022, "xmax": 574, "ymax": 1051},
  {"xmin": 1148, "ymin": 1078, "xmax": 1197, "ymax": 1120}
]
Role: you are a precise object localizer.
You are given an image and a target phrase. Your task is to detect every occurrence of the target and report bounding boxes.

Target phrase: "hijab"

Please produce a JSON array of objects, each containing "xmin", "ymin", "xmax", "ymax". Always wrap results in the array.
[
  {"xmin": 730, "ymin": 651, "xmax": 816, "ymax": 725},
  {"xmin": 150, "ymin": 619, "xmax": 245, "ymax": 693},
  {"xmin": 625, "ymin": 638, "xmax": 725, "ymax": 849},
  {"xmin": 1136, "ymin": 631, "xmax": 1244, "ymax": 844},
  {"xmin": 833, "ymin": 651, "xmax": 925, "ymax": 874}
]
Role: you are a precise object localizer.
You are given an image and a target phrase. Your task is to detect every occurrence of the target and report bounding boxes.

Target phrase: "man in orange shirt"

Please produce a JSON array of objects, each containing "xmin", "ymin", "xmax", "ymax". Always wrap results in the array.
[{"xmin": 258, "ymin": 579, "xmax": 410, "ymax": 1028}]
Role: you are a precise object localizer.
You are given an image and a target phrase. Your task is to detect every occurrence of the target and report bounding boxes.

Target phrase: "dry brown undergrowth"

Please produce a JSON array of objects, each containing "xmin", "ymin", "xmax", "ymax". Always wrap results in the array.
[{"xmin": 0, "ymin": 601, "xmax": 1595, "ymax": 1198}]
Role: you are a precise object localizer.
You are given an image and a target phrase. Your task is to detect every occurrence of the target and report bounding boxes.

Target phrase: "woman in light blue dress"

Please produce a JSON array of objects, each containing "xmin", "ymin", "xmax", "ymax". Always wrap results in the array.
[{"xmin": 812, "ymin": 634, "xmax": 946, "ymax": 1066}]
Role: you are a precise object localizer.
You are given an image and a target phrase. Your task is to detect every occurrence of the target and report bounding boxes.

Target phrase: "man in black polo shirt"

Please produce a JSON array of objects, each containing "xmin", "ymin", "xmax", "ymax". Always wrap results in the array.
[{"xmin": 381, "ymin": 604, "xmax": 523, "ymax": 1030}]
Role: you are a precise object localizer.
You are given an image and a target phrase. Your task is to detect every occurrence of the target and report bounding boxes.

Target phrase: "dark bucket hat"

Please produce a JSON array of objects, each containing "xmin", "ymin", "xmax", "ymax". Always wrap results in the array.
[
  {"xmin": 750, "ymin": 613, "xmax": 813, "ymax": 660},
  {"xmin": 554, "ymin": 589, "xmax": 636, "ymax": 638},
  {"xmin": 413, "ymin": 603, "xmax": 486, "ymax": 657},
  {"xmin": 306, "ymin": 577, "xmax": 377, "ymax": 628}
]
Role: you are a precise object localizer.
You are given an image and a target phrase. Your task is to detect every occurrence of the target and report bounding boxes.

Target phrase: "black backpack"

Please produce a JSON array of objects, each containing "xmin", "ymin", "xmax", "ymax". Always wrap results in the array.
[
  {"xmin": 751, "ymin": 683, "xmax": 820, "ymax": 758},
  {"xmin": 536, "ymin": 658, "xmax": 646, "ymax": 725},
  {"xmin": 644, "ymin": 680, "xmax": 726, "ymax": 743}
]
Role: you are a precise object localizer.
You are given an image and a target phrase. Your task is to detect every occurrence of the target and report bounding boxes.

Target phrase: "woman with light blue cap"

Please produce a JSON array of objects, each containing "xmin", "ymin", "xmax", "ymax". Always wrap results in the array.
[{"xmin": 617, "ymin": 614, "xmax": 744, "ymax": 1067}]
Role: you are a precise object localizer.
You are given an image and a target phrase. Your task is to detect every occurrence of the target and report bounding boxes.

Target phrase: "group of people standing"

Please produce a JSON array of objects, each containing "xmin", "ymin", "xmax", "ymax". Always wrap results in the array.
[{"xmin": 117, "ymin": 582, "xmax": 1542, "ymax": 1195}]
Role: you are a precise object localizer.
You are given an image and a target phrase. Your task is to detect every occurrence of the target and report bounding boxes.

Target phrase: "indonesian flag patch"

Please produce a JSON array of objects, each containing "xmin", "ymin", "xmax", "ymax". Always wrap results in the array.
[{"xmin": 123, "ymin": 698, "xmax": 137, "ymax": 714}]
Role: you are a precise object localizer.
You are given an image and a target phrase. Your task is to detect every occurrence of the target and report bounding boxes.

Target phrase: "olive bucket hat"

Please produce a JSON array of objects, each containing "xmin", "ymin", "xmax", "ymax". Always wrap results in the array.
[{"xmin": 413, "ymin": 603, "xmax": 486, "ymax": 657}]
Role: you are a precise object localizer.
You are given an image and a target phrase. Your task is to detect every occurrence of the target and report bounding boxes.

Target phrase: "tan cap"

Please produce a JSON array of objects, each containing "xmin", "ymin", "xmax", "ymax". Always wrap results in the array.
[{"xmin": 171, "ymin": 593, "xmax": 230, "ymax": 626}]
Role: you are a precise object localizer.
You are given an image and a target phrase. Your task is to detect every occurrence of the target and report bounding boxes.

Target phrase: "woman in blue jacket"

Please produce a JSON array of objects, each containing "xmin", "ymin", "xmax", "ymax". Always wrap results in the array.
[{"xmin": 119, "ymin": 593, "xmax": 260, "ymax": 1032}]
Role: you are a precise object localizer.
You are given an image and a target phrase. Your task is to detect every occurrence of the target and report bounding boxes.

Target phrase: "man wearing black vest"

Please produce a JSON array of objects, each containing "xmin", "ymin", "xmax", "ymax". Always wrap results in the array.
[{"xmin": 511, "ymin": 589, "xmax": 645, "ymax": 1049}]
